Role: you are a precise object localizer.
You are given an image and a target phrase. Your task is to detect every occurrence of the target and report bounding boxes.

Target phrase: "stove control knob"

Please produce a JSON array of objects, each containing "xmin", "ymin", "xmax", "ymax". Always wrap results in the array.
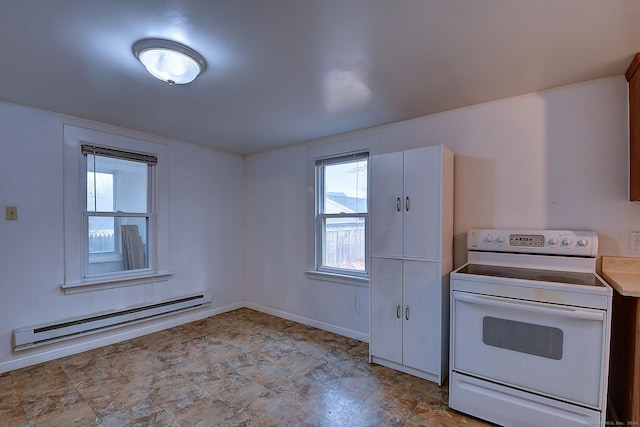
[
  {"xmin": 486, "ymin": 236, "xmax": 494, "ymax": 243},
  {"xmin": 549, "ymin": 238, "xmax": 559, "ymax": 246},
  {"xmin": 497, "ymin": 236, "xmax": 505, "ymax": 243},
  {"xmin": 562, "ymin": 238, "xmax": 573, "ymax": 246},
  {"xmin": 577, "ymin": 239, "xmax": 589, "ymax": 247}
]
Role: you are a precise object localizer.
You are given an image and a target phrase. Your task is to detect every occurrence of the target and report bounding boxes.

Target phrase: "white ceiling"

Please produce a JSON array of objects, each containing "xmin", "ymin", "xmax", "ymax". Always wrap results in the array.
[{"xmin": 1, "ymin": 1, "xmax": 640, "ymax": 155}]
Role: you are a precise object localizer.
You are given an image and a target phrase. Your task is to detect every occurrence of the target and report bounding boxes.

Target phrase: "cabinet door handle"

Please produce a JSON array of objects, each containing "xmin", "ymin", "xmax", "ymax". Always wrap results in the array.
[
  {"xmin": 405, "ymin": 196, "xmax": 410, "ymax": 211},
  {"xmin": 405, "ymin": 305, "xmax": 410, "ymax": 320},
  {"xmin": 396, "ymin": 197, "xmax": 401, "ymax": 212},
  {"xmin": 396, "ymin": 305, "xmax": 401, "ymax": 319}
]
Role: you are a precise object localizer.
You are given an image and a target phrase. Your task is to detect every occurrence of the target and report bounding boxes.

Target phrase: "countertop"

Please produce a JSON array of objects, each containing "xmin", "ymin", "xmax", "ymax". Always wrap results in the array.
[{"xmin": 601, "ymin": 256, "xmax": 640, "ymax": 297}]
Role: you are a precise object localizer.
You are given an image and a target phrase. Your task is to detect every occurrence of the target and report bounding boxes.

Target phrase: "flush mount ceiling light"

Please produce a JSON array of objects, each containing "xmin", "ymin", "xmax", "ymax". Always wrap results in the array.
[{"xmin": 133, "ymin": 39, "xmax": 206, "ymax": 85}]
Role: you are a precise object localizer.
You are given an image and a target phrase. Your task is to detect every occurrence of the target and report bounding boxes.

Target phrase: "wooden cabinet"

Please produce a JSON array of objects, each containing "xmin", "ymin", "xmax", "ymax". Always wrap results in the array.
[
  {"xmin": 369, "ymin": 145, "xmax": 454, "ymax": 385},
  {"xmin": 609, "ymin": 290, "xmax": 640, "ymax": 423},
  {"xmin": 626, "ymin": 53, "xmax": 640, "ymax": 201}
]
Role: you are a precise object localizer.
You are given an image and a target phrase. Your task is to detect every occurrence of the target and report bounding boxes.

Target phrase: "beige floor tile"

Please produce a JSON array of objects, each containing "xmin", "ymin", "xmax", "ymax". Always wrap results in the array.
[
  {"xmin": 0, "ymin": 382, "xmax": 21, "ymax": 412},
  {"xmin": 169, "ymin": 396, "xmax": 237, "ymax": 426},
  {"xmin": 74, "ymin": 373, "xmax": 135, "ymax": 402},
  {"xmin": 18, "ymin": 384, "xmax": 85, "ymax": 421},
  {"xmin": 30, "ymin": 400, "xmax": 101, "ymax": 427},
  {"xmin": 59, "ymin": 353, "xmax": 115, "ymax": 382},
  {"xmin": 0, "ymin": 405, "xmax": 29, "ymax": 427},
  {"xmin": 97, "ymin": 398, "xmax": 176, "ymax": 427},
  {"xmin": 107, "ymin": 347, "xmax": 166, "ymax": 378},
  {"xmin": 285, "ymin": 406, "xmax": 337, "ymax": 427},
  {"xmin": 307, "ymin": 387, "xmax": 364, "ymax": 425},
  {"xmin": 200, "ymin": 370, "xmax": 271, "ymax": 408}
]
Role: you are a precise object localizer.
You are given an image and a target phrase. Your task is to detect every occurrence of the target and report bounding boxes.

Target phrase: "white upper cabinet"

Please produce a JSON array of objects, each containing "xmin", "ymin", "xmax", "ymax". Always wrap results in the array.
[
  {"xmin": 371, "ymin": 145, "xmax": 448, "ymax": 260},
  {"xmin": 403, "ymin": 146, "xmax": 443, "ymax": 260},
  {"xmin": 371, "ymin": 151, "xmax": 404, "ymax": 258}
]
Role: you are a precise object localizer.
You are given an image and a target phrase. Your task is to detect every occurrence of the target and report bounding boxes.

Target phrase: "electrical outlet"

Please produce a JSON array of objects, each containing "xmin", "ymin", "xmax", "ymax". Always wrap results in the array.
[
  {"xmin": 631, "ymin": 231, "xmax": 640, "ymax": 250},
  {"xmin": 5, "ymin": 206, "xmax": 17, "ymax": 221}
]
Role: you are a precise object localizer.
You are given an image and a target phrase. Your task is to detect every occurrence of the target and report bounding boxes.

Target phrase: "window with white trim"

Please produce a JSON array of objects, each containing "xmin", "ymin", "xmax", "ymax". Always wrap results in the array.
[
  {"xmin": 315, "ymin": 152, "xmax": 369, "ymax": 277},
  {"xmin": 63, "ymin": 125, "xmax": 171, "ymax": 293},
  {"xmin": 82, "ymin": 145, "xmax": 155, "ymax": 277}
]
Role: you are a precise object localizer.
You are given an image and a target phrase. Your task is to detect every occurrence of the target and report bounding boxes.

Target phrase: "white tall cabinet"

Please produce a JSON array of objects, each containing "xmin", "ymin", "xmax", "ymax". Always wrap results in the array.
[{"xmin": 369, "ymin": 144, "xmax": 454, "ymax": 385}]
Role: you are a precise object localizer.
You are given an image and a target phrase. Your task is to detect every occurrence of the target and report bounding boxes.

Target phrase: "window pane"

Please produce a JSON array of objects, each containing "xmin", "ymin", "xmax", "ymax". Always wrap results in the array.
[
  {"xmin": 322, "ymin": 217, "xmax": 365, "ymax": 272},
  {"xmin": 88, "ymin": 216, "xmax": 115, "ymax": 253},
  {"xmin": 323, "ymin": 158, "xmax": 367, "ymax": 214},
  {"xmin": 87, "ymin": 154, "xmax": 148, "ymax": 213},
  {"xmin": 87, "ymin": 171, "xmax": 114, "ymax": 212},
  {"xmin": 86, "ymin": 216, "xmax": 149, "ymax": 276}
]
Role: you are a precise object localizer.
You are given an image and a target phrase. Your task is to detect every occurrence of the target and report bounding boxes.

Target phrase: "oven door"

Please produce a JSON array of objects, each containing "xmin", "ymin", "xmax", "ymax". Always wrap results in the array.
[{"xmin": 451, "ymin": 291, "xmax": 606, "ymax": 409}]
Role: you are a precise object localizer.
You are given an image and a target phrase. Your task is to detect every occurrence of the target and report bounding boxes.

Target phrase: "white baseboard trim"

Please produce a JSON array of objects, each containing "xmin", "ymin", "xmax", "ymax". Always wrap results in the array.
[
  {"xmin": 244, "ymin": 302, "xmax": 369, "ymax": 343},
  {"xmin": 0, "ymin": 301, "xmax": 369, "ymax": 374},
  {"xmin": 0, "ymin": 302, "xmax": 243, "ymax": 374}
]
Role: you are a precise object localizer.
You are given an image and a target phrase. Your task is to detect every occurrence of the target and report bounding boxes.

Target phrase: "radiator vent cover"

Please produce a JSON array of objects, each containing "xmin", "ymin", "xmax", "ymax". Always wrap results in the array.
[{"xmin": 13, "ymin": 293, "xmax": 212, "ymax": 351}]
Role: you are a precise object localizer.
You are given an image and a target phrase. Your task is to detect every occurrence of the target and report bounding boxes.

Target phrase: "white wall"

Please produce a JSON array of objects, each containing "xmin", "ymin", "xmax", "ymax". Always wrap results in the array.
[
  {"xmin": 244, "ymin": 75, "xmax": 640, "ymax": 339},
  {"xmin": 0, "ymin": 102, "xmax": 245, "ymax": 372},
  {"xmin": 244, "ymin": 144, "xmax": 370, "ymax": 340},
  {"xmin": 383, "ymin": 75, "xmax": 640, "ymax": 266}
]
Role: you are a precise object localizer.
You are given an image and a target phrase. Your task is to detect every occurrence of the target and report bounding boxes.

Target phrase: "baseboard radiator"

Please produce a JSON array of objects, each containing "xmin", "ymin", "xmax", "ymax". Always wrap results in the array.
[{"xmin": 13, "ymin": 293, "xmax": 212, "ymax": 351}]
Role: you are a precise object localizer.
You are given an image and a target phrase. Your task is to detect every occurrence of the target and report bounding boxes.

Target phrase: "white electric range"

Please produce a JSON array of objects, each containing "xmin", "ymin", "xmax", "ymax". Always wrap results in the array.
[{"xmin": 449, "ymin": 229, "xmax": 612, "ymax": 427}]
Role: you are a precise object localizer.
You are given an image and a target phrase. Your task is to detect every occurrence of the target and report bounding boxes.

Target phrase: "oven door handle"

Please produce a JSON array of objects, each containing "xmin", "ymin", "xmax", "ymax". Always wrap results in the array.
[{"xmin": 454, "ymin": 293, "xmax": 604, "ymax": 321}]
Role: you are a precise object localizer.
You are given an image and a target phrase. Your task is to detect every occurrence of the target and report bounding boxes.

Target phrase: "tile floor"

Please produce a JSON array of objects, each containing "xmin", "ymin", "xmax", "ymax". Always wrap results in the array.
[{"xmin": 0, "ymin": 308, "xmax": 492, "ymax": 426}]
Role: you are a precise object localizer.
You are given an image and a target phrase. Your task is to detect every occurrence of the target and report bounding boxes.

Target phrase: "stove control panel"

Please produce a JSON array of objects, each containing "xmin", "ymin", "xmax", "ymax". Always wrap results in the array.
[{"xmin": 467, "ymin": 229, "xmax": 598, "ymax": 257}]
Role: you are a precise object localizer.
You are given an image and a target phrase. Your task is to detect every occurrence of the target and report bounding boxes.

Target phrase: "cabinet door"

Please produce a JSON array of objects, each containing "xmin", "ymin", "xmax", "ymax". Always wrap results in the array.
[
  {"xmin": 403, "ymin": 146, "xmax": 442, "ymax": 260},
  {"xmin": 370, "ymin": 257, "xmax": 403, "ymax": 364},
  {"xmin": 402, "ymin": 260, "xmax": 441, "ymax": 375},
  {"xmin": 371, "ymin": 152, "xmax": 404, "ymax": 258},
  {"xmin": 627, "ymin": 53, "xmax": 640, "ymax": 200}
]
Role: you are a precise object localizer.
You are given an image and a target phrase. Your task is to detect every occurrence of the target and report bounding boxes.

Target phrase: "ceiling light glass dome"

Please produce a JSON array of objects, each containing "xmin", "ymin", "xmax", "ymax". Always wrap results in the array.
[{"xmin": 133, "ymin": 39, "xmax": 206, "ymax": 85}]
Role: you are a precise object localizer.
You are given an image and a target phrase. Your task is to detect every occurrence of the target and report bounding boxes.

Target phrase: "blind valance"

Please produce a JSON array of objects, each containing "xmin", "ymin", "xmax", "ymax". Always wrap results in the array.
[{"xmin": 81, "ymin": 144, "xmax": 157, "ymax": 165}]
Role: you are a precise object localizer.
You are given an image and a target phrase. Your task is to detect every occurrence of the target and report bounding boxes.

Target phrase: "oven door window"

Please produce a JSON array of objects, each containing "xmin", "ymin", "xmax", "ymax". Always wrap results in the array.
[
  {"xmin": 451, "ymin": 291, "xmax": 605, "ymax": 408},
  {"xmin": 483, "ymin": 317, "xmax": 563, "ymax": 360}
]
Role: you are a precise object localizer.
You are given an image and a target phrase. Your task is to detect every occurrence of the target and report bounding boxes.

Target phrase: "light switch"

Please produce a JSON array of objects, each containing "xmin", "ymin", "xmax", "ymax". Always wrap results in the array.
[{"xmin": 5, "ymin": 206, "xmax": 17, "ymax": 221}]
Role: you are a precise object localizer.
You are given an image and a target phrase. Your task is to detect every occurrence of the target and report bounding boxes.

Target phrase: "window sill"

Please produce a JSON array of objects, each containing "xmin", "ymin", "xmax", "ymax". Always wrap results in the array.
[
  {"xmin": 305, "ymin": 270, "xmax": 369, "ymax": 288},
  {"xmin": 61, "ymin": 271, "xmax": 173, "ymax": 295}
]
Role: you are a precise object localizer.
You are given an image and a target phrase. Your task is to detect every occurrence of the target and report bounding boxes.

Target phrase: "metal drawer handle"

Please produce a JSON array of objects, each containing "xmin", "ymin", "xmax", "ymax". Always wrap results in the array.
[
  {"xmin": 396, "ymin": 197, "xmax": 401, "ymax": 212},
  {"xmin": 405, "ymin": 196, "xmax": 410, "ymax": 211},
  {"xmin": 396, "ymin": 305, "xmax": 401, "ymax": 319},
  {"xmin": 405, "ymin": 305, "xmax": 410, "ymax": 320}
]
